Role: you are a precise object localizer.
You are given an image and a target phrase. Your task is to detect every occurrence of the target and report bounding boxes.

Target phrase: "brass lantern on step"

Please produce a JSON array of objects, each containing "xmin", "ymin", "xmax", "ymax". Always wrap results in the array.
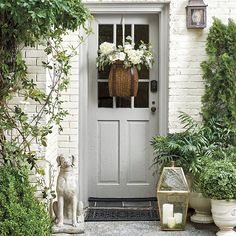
[{"xmin": 157, "ymin": 162, "xmax": 190, "ymax": 231}]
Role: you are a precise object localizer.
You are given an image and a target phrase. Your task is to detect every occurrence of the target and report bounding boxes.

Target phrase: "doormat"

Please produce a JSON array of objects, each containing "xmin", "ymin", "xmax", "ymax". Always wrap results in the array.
[{"xmin": 85, "ymin": 208, "xmax": 159, "ymax": 222}]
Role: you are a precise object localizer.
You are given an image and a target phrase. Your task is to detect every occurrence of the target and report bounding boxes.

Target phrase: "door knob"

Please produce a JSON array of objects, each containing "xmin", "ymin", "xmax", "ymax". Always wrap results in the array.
[{"xmin": 151, "ymin": 106, "xmax": 156, "ymax": 113}]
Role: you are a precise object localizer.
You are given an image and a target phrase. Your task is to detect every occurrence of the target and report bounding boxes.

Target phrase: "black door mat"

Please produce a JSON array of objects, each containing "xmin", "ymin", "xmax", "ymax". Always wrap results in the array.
[
  {"xmin": 88, "ymin": 197, "xmax": 157, "ymax": 202},
  {"xmin": 85, "ymin": 208, "xmax": 160, "ymax": 222},
  {"xmin": 85, "ymin": 198, "xmax": 159, "ymax": 222},
  {"xmin": 88, "ymin": 197, "xmax": 157, "ymax": 208}
]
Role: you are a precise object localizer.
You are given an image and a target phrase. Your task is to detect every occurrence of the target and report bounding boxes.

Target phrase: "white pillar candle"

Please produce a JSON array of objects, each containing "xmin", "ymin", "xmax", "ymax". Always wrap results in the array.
[
  {"xmin": 174, "ymin": 213, "xmax": 183, "ymax": 224},
  {"xmin": 167, "ymin": 217, "xmax": 176, "ymax": 228},
  {"xmin": 162, "ymin": 204, "xmax": 174, "ymax": 224}
]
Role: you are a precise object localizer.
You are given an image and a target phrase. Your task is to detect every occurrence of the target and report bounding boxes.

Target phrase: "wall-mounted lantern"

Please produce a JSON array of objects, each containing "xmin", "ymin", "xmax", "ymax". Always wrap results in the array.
[{"xmin": 186, "ymin": 0, "xmax": 207, "ymax": 29}]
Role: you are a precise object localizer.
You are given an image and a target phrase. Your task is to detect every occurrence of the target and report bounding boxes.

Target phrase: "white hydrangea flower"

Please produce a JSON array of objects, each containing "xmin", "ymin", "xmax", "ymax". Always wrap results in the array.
[
  {"xmin": 127, "ymin": 50, "xmax": 142, "ymax": 65},
  {"xmin": 100, "ymin": 42, "xmax": 116, "ymax": 55},
  {"xmin": 108, "ymin": 53, "xmax": 118, "ymax": 62},
  {"xmin": 117, "ymin": 52, "xmax": 126, "ymax": 61},
  {"xmin": 124, "ymin": 43, "xmax": 133, "ymax": 53}
]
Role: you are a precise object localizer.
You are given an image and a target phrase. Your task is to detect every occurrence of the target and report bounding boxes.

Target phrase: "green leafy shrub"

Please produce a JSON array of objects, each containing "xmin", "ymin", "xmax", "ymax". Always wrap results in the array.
[
  {"xmin": 200, "ymin": 160, "xmax": 236, "ymax": 200},
  {"xmin": 151, "ymin": 112, "xmax": 234, "ymax": 190},
  {"xmin": 0, "ymin": 165, "xmax": 52, "ymax": 236},
  {"xmin": 201, "ymin": 18, "xmax": 236, "ymax": 132},
  {"xmin": 0, "ymin": 0, "xmax": 92, "ymax": 167}
]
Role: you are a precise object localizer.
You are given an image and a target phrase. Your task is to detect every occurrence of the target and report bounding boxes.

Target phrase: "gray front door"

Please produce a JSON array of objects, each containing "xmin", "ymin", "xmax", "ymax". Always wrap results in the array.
[{"xmin": 88, "ymin": 14, "xmax": 159, "ymax": 198}]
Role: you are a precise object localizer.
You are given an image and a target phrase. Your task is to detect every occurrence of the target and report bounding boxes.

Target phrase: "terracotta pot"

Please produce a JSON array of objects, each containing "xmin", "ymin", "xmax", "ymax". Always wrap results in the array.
[
  {"xmin": 190, "ymin": 192, "xmax": 213, "ymax": 223},
  {"xmin": 211, "ymin": 199, "xmax": 236, "ymax": 236},
  {"xmin": 108, "ymin": 61, "xmax": 138, "ymax": 97}
]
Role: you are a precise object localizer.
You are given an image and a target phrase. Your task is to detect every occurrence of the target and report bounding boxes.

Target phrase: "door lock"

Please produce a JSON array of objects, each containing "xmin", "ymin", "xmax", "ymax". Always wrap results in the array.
[
  {"xmin": 151, "ymin": 106, "xmax": 156, "ymax": 113},
  {"xmin": 151, "ymin": 80, "xmax": 158, "ymax": 92}
]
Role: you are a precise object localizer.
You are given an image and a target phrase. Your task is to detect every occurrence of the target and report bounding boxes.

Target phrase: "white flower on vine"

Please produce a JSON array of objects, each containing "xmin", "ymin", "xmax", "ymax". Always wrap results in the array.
[{"xmin": 100, "ymin": 42, "xmax": 116, "ymax": 55}]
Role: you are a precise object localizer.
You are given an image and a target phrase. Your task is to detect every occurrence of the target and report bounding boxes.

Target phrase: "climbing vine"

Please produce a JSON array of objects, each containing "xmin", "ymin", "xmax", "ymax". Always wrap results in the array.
[{"xmin": 0, "ymin": 1, "xmax": 92, "ymax": 168}]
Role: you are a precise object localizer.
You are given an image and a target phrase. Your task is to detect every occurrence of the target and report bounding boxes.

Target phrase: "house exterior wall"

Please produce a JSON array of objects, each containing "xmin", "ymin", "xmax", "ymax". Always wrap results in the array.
[
  {"xmin": 168, "ymin": 0, "xmax": 236, "ymax": 132},
  {"xmin": 22, "ymin": 0, "xmax": 236, "ymax": 195}
]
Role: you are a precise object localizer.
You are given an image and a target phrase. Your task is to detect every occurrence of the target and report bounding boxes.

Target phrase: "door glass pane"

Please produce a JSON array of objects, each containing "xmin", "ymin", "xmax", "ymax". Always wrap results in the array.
[
  {"xmin": 98, "ymin": 65, "xmax": 110, "ymax": 80},
  {"xmin": 116, "ymin": 97, "xmax": 131, "ymax": 108},
  {"xmin": 98, "ymin": 82, "xmax": 113, "ymax": 108},
  {"xmin": 116, "ymin": 24, "xmax": 132, "ymax": 46},
  {"xmin": 99, "ymin": 25, "xmax": 113, "ymax": 45},
  {"xmin": 134, "ymin": 82, "xmax": 149, "ymax": 108},
  {"xmin": 134, "ymin": 25, "xmax": 149, "ymax": 48},
  {"xmin": 138, "ymin": 66, "xmax": 149, "ymax": 80},
  {"xmin": 135, "ymin": 25, "xmax": 150, "ymax": 80}
]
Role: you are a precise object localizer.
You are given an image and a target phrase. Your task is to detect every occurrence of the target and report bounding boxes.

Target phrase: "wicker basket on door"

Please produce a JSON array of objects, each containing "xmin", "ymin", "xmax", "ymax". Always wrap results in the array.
[{"xmin": 108, "ymin": 61, "xmax": 139, "ymax": 97}]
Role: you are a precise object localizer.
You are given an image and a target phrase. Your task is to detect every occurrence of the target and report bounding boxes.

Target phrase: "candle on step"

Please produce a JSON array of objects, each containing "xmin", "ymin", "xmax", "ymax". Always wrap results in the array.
[
  {"xmin": 174, "ymin": 213, "xmax": 183, "ymax": 224},
  {"xmin": 162, "ymin": 203, "xmax": 174, "ymax": 224},
  {"xmin": 167, "ymin": 217, "xmax": 176, "ymax": 228}
]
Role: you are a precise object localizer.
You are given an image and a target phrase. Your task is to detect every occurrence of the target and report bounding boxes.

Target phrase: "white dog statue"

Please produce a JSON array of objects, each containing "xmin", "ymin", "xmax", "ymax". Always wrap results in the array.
[{"xmin": 52, "ymin": 155, "xmax": 84, "ymax": 233}]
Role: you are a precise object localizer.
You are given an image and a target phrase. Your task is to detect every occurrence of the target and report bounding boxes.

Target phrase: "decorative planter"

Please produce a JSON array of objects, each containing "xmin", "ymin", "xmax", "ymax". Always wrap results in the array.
[
  {"xmin": 190, "ymin": 192, "xmax": 213, "ymax": 223},
  {"xmin": 108, "ymin": 61, "xmax": 138, "ymax": 97},
  {"xmin": 211, "ymin": 199, "xmax": 236, "ymax": 236}
]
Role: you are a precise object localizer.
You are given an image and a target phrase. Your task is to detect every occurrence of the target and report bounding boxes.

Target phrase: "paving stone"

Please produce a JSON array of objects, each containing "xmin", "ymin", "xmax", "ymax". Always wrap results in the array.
[{"xmin": 54, "ymin": 221, "xmax": 217, "ymax": 236}]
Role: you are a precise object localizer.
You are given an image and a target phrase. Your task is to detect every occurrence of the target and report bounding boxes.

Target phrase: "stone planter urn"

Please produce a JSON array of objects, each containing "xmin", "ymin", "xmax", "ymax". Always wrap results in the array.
[
  {"xmin": 190, "ymin": 192, "xmax": 213, "ymax": 223},
  {"xmin": 211, "ymin": 199, "xmax": 236, "ymax": 236}
]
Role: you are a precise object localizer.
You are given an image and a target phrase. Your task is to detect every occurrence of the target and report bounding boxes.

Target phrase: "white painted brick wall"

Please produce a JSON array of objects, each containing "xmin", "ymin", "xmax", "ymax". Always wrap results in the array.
[
  {"xmin": 168, "ymin": 0, "xmax": 236, "ymax": 132},
  {"xmin": 22, "ymin": 44, "xmax": 58, "ymax": 193}
]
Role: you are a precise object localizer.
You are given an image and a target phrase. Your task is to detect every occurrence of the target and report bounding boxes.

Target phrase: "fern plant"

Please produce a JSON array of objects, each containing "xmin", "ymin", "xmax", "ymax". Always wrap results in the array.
[{"xmin": 151, "ymin": 112, "xmax": 234, "ymax": 190}]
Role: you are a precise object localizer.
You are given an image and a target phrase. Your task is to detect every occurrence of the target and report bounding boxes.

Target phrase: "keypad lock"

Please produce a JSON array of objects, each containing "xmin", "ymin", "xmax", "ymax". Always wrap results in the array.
[{"xmin": 151, "ymin": 80, "xmax": 158, "ymax": 92}]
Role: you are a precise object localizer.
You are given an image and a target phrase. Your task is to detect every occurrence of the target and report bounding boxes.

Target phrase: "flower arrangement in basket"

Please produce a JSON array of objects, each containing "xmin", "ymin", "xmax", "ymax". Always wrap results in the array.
[{"xmin": 96, "ymin": 36, "xmax": 154, "ymax": 97}]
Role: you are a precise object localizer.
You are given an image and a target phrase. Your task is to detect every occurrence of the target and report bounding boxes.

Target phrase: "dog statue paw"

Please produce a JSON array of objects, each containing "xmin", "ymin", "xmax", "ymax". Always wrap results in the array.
[{"xmin": 52, "ymin": 155, "xmax": 85, "ymax": 234}]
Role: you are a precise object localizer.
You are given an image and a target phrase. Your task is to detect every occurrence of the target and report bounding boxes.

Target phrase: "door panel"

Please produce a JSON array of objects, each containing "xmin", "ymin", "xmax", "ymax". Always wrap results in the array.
[
  {"xmin": 98, "ymin": 121, "xmax": 120, "ymax": 184},
  {"xmin": 88, "ymin": 14, "xmax": 159, "ymax": 198},
  {"xmin": 127, "ymin": 121, "xmax": 149, "ymax": 184}
]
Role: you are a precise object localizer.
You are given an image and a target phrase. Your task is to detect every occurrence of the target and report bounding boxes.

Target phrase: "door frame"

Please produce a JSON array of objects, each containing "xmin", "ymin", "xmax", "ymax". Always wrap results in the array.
[{"xmin": 78, "ymin": 1, "xmax": 170, "ymax": 206}]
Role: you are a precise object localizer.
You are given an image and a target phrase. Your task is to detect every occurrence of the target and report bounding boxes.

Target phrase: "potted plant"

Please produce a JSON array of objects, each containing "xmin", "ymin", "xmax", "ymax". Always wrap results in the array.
[
  {"xmin": 200, "ymin": 159, "xmax": 236, "ymax": 236},
  {"xmin": 151, "ymin": 113, "xmax": 234, "ymax": 223},
  {"xmin": 96, "ymin": 36, "xmax": 154, "ymax": 97}
]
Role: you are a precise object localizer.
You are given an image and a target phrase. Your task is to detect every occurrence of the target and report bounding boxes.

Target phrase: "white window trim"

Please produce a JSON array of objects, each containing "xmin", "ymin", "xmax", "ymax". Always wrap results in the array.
[{"xmin": 78, "ymin": 1, "xmax": 169, "ymax": 205}]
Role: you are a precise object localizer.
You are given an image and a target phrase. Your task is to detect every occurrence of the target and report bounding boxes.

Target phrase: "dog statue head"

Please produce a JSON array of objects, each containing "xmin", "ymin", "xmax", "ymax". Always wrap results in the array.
[{"xmin": 57, "ymin": 155, "xmax": 75, "ymax": 169}]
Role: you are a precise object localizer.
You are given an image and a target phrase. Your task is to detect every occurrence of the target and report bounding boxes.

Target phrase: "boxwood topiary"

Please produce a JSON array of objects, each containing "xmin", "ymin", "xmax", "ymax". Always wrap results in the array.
[
  {"xmin": 0, "ymin": 165, "xmax": 52, "ymax": 236},
  {"xmin": 200, "ymin": 160, "xmax": 236, "ymax": 200}
]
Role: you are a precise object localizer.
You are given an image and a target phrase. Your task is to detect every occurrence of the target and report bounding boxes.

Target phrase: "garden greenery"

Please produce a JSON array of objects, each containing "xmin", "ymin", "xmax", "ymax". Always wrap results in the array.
[
  {"xmin": 200, "ymin": 160, "xmax": 236, "ymax": 200},
  {"xmin": 0, "ymin": 165, "xmax": 52, "ymax": 236},
  {"xmin": 0, "ymin": 1, "xmax": 91, "ymax": 167},
  {"xmin": 0, "ymin": 1, "xmax": 92, "ymax": 235},
  {"xmin": 201, "ymin": 18, "xmax": 236, "ymax": 132},
  {"xmin": 151, "ymin": 18, "xmax": 236, "ymax": 192}
]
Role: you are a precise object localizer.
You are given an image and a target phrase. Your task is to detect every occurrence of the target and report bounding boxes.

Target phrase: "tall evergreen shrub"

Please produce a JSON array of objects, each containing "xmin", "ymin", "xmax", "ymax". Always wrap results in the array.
[{"xmin": 201, "ymin": 18, "xmax": 236, "ymax": 131}]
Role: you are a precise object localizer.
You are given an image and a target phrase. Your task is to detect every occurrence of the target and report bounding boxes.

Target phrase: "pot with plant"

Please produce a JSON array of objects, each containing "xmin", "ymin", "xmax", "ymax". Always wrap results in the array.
[
  {"xmin": 96, "ymin": 36, "xmax": 154, "ymax": 97},
  {"xmin": 200, "ymin": 159, "xmax": 236, "ymax": 236},
  {"xmin": 151, "ymin": 112, "xmax": 220, "ymax": 224}
]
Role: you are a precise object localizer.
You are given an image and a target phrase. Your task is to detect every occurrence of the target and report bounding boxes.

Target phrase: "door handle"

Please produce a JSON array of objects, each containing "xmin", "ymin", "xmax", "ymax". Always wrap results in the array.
[{"xmin": 151, "ymin": 106, "xmax": 156, "ymax": 113}]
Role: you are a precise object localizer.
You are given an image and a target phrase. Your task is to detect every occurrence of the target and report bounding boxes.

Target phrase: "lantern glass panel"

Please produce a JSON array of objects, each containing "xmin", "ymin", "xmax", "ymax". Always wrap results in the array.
[
  {"xmin": 159, "ymin": 168, "xmax": 188, "ymax": 191},
  {"xmin": 157, "ymin": 167, "xmax": 189, "ymax": 231}
]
